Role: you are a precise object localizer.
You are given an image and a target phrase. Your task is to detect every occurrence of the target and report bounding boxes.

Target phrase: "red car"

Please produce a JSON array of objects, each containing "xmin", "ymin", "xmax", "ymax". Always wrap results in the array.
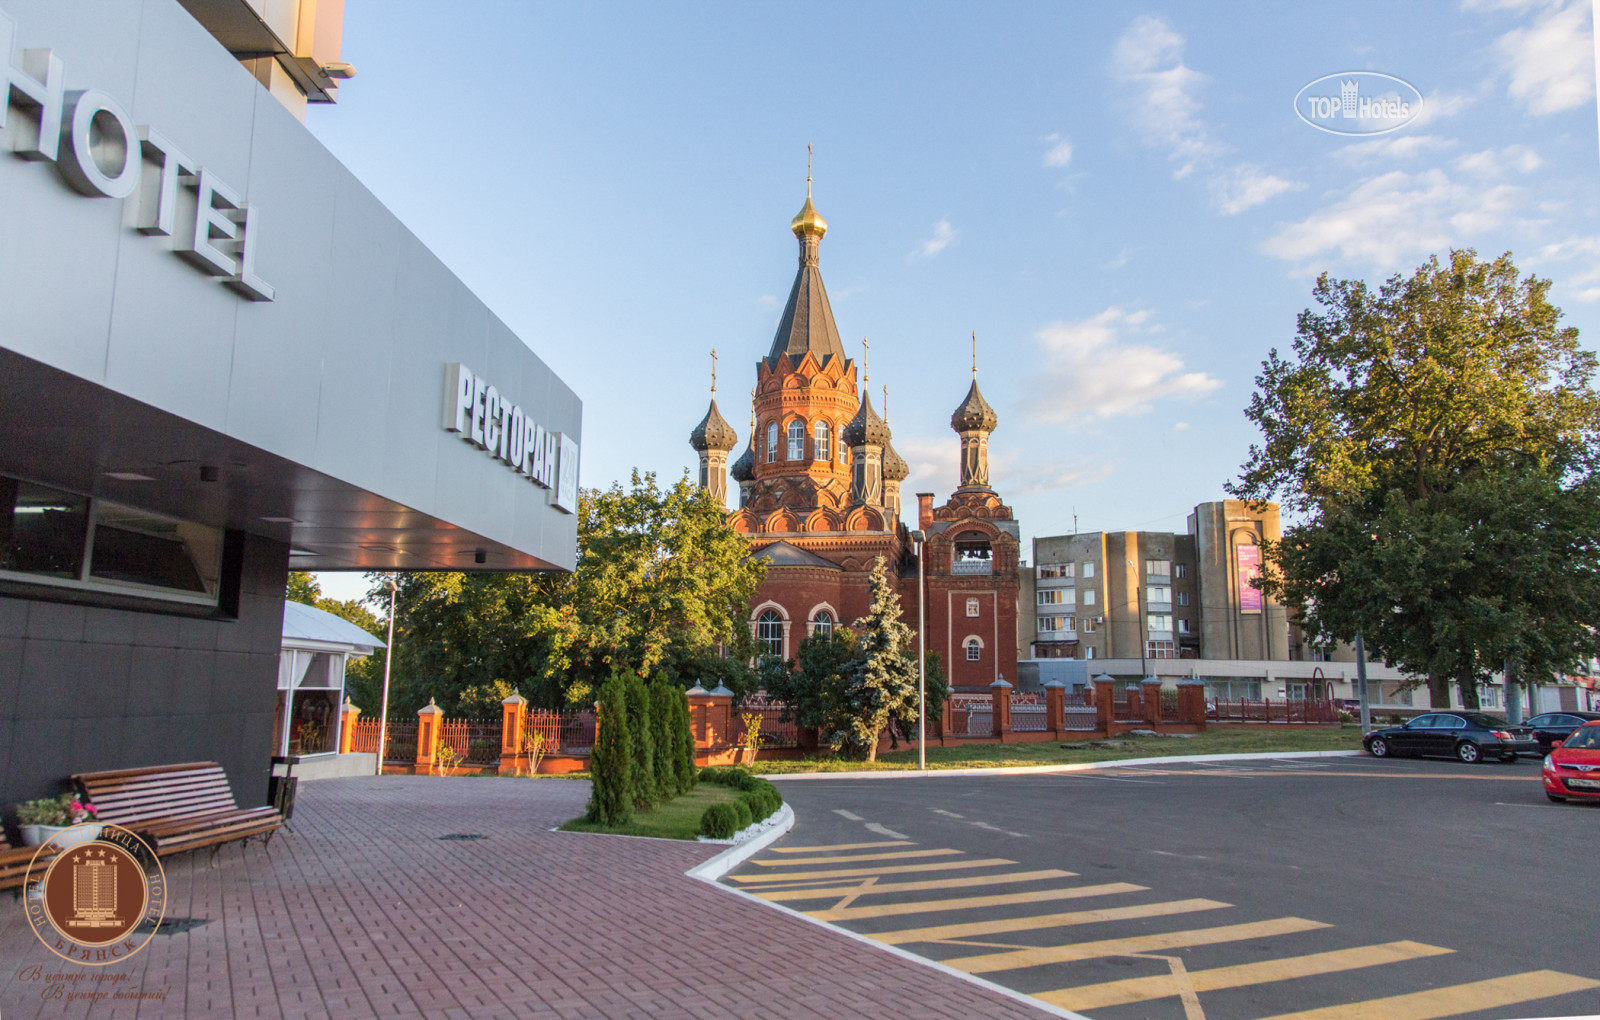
[{"xmin": 1542, "ymin": 720, "xmax": 1600, "ymax": 803}]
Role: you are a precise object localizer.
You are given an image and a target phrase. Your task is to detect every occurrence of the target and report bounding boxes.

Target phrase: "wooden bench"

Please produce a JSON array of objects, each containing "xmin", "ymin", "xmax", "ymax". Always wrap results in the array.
[
  {"xmin": 0, "ymin": 836, "xmax": 54, "ymax": 892},
  {"xmin": 73, "ymin": 762, "xmax": 284, "ymax": 862}
]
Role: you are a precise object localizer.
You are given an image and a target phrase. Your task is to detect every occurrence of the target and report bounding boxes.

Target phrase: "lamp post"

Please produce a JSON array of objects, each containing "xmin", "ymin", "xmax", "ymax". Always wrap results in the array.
[
  {"xmin": 376, "ymin": 574, "xmax": 398, "ymax": 776},
  {"xmin": 911, "ymin": 529, "xmax": 927, "ymax": 771}
]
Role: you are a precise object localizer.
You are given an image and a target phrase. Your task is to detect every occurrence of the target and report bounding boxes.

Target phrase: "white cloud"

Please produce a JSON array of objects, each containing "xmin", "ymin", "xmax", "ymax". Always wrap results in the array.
[
  {"xmin": 1411, "ymin": 89, "xmax": 1476, "ymax": 127},
  {"xmin": 1172, "ymin": 421, "xmax": 1191, "ymax": 432},
  {"xmin": 755, "ymin": 294, "xmax": 781, "ymax": 308},
  {"xmin": 897, "ymin": 436, "xmax": 1112, "ymax": 498},
  {"xmin": 1261, "ymin": 168, "xmax": 1521, "ymax": 271},
  {"xmin": 1453, "ymin": 144, "xmax": 1543, "ymax": 175},
  {"xmin": 1333, "ymin": 134, "xmax": 1455, "ymax": 163},
  {"xmin": 1042, "ymin": 133, "xmax": 1074, "ymax": 167},
  {"xmin": 911, "ymin": 219, "xmax": 958, "ymax": 259},
  {"xmin": 1490, "ymin": 0, "xmax": 1595, "ymax": 114},
  {"xmin": 1107, "ymin": 245, "xmax": 1135, "ymax": 269},
  {"xmin": 1110, "ymin": 16, "xmax": 1298, "ymax": 212},
  {"xmin": 1530, "ymin": 233, "xmax": 1600, "ymax": 300},
  {"xmin": 1029, "ymin": 307, "xmax": 1222, "ymax": 423},
  {"xmin": 1209, "ymin": 163, "xmax": 1302, "ymax": 215}
]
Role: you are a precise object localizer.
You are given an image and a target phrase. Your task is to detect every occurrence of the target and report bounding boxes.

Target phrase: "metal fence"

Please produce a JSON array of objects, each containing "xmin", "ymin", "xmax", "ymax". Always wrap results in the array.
[
  {"xmin": 1011, "ymin": 705, "xmax": 1048, "ymax": 732},
  {"xmin": 1209, "ymin": 699, "xmax": 1339, "ymax": 724},
  {"xmin": 1063, "ymin": 707, "xmax": 1099, "ymax": 731},
  {"xmin": 528, "ymin": 709, "xmax": 595, "ymax": 754},
  {"xmin": 439, "ymin": 720, "xmax": 501, "ymax": 764}
]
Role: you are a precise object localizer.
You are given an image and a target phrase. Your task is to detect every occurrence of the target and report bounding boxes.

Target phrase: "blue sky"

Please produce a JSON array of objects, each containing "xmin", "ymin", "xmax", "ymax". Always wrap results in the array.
[{"xmin": 308, "ymin": 1, "xmax": 1600, "ymax": 600}]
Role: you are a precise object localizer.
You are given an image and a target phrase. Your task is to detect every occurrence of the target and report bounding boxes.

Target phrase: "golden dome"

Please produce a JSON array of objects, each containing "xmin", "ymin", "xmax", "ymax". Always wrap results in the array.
[{"xmin": 790, "ymin": 190, "xmax": 828, "ymax": 238}]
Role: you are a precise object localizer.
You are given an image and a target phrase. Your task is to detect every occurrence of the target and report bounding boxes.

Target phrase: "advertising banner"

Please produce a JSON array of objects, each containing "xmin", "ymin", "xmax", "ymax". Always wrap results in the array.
[{"xmin": 1237, "ymin": 544, "xmax": 1263, "ymax": 614}]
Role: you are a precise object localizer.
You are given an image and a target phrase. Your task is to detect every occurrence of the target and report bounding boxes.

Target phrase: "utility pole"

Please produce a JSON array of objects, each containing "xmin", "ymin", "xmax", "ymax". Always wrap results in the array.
[
  {"xmin": 1354, "ymin": 631, "xmax": 1371, "ymax": 736},
  {"xmin": 377, "ymin": 574, "xmax": 398, "ymax": 776},
  {"xmin": 912, "ymin": 530, "xmax": 928, "ymax": 771}
]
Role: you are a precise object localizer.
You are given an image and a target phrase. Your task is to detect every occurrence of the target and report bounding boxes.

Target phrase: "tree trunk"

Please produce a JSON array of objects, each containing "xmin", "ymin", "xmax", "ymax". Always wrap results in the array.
[
  {"xmin": 1457, "ymin": 659, "xmax": 1481, "ymax": 710},
  {"xmin": 865, "ymin": 728, "xmax": 879, "ymax": 763},
  {"xmin": 1427, "ymin": 673, "xmax": 1451, "ymax": 708}
]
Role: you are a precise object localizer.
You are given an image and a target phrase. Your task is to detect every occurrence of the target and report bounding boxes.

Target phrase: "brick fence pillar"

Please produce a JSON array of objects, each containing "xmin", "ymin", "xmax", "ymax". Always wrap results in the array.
[
  {"xmin": 1093, "ymin": 674, "xmax": 1115, "ymax": 733},
  {"xmin": 941, "ymin": 697, "xmax": 954, "ymax": 743},
  {"xmin": 499, "ymin": 689, "xmax": 528, "ymax": 775},
  {"xmin": 416, "ymin": 698, "xmax": 443, "ymax": 771},
  {"xmin": 339, "ymin": 698, "xmax": 361, "ymax": 754},
  {"xmin": 1178, "ymin": 678, "xmax": 1207, "ymax": 727},
  {"xmin": 1125, "ymin": 683, "xmax": 1142, "ymax": 722},
  {"xmin": 990, "ymin": 676, "xmax": 1013, "ymax": 738},
  {"xmin": 1044, "ymin": 680, "xmax": 1066, "ymax": 734},
  {"xmin": 707, "ymin": 684, "xmax": 735, "ymax": 753},
  {"xmin": 685, "ymin": 684, "xmax": 711, "ymax": 755},
  {"xmin": 1143, "ymin": 678, "xmax": 1164, "ymax": 727}
]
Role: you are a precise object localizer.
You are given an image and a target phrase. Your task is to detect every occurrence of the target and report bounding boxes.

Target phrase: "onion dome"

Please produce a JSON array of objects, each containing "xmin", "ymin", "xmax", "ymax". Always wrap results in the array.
[
  {"xmin": 950, "ymin": 379, "xmax": 998, "ymax": 432},
  {"xmin": 730, "ymin": 439, "xmax": 755, "ymax": 482},
  {"xmin": 790, "ymin": 191, "xmax": 828, "ymax": 238},
  {"xmin": 882, "ymin": 441, "xmax": 909, "ymax": 482},
  {"xmin": 843, "ymin": 389, "xmax": 892, "ymax": 447},
  {"xmin": 689, "ymin": 399, "xmax": 738, "ymax": 452}
]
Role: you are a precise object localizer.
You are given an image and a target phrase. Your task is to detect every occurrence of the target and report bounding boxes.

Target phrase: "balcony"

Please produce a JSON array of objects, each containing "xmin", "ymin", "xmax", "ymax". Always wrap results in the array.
[{"xmin": 952, "ymin": 558, "xmax": 992, "ymax": 576}]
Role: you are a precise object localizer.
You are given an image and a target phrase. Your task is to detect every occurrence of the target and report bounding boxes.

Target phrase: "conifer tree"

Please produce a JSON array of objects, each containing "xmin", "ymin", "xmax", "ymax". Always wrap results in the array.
[
  {"xmin": 625, "ymin": 674, "xmax": 657, "ymax": 809},
  {"xmin": 675, "ymin": 690, "xmax": 697, "ymax": 793},
  {"xmin": 831, "ymin": 557, "xmax": 920, "ymax": 762},
  {"xmin": 585, "ymin": 672, "xmax": 633, "ymax": 826},
  {"xmin": 650, "ymin": 682, "xmax": 676, "ymax": 801}
]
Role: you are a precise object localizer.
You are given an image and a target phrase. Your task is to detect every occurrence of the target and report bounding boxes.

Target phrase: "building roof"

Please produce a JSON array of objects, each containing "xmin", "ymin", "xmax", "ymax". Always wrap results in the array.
[
  {"xmin": 689, "ymin": 398, "xmax": 738, "ymax": 452},
  {"xmin": 730, "ymin": 439, "xmax": 756, "ymax": 482},
  {"xmin": 951, "ymin": 379, "xmax": 999, "ymax": 432},
  {"xmin": 752, "ymin": 540, "xmax": 842, "ymax": 570},
  {"xmin": 282, "ymin": 599, "xmax": 385, "ymax": 652},
  {"xmin": 766, "ymin": 194, "xmax": 848, "ymax": 368},
  {"xmin": 882, "ymin": 440, "xmax": 909, "ymax": 482},
  {"xmin": 843, "ymin": 389, "xmax": 892, "ymax": 447}
]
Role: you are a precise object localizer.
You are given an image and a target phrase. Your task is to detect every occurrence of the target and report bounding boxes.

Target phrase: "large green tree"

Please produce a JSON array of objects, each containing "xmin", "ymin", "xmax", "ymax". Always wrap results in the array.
[
  {"xmin": 1232, "ymin": 250, "xmax": 1600, "ymax": 707},
  {"xmin": 285, "ymin": 572, "xmax": 391, "ymax": 715}
]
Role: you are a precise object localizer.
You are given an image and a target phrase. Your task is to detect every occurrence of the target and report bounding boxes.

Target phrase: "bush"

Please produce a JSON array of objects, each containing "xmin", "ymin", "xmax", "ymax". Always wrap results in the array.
[
  {"xmin": 731, "ymin": 798, "xmax": 753, "ymax": 830},
  {"xmin": 699, "ymin": 803, "xmax": 741, "ymax": 839},
  {"xmin": 1337, "ymin": 709, "xmax": 1355, "ymax": 724},
  {"xmin": 675, "ymin": 689, "xmax": 697, "ymax": 794},
  {"xmin": 650, "ymin": 683, "xmax": 676, "ymax": 800},
  {"xmin": 626, "ymin": 675, "xmax": 657, "ymax": 810},
  {"xmin": 739, "ymin": 789, "xmax": 780, "ymax": 824},
  {"xmin": 699, "ymin": 766, "xmax": 721, "ymax": 783},
  {"xmin": 585, "ymin": 673, "xmax": 634, "ymax": 827}
]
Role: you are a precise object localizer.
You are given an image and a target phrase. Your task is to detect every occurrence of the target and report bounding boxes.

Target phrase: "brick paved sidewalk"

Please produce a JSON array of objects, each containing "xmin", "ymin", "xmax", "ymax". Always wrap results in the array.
[{"xmin": 0, "ymin": 776, "xmax": 1048, "ymax": 1019}]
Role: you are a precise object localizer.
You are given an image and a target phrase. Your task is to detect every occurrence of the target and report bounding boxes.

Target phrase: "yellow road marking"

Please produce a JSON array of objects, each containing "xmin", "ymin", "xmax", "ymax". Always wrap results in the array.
[
  {"xmin": 1040, "ymin": 940, "xmax": 1452, "ymax": 1012},
  {"xmin": 1254, "ymin": 969, "xmax": 1600, "ymax": 1020},
  {"xmin": 871, "ymin": 898, "xmax": 1231, "ymax": 945},
  {"xmin": 751, "ymin": 869, "xmax": 1079, "ymax": 902},
  {"xmin": 728, "ymin": 858, "xmax": 1017, "ymax": 884},
  {"xmin": 945, "ymin": 917, "xmax": 1332, "ymax": 974},
  {"xmin": 752, "ymin": 848, "xmax": 960, "ymax": 867},
  {"xmin": 768, "ymin": 840, "xmax": 914, "ymax": 853},
  {"xmin": 806, "ymin": 882, "xmax": 1145, "ymax": 922}
]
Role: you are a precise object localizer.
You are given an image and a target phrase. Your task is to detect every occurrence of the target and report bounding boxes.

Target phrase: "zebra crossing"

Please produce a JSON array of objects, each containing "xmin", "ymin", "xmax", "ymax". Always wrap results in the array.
[{"xmin": 725, "ymin": 838, "xmax": 1599, "ymax": 1019}]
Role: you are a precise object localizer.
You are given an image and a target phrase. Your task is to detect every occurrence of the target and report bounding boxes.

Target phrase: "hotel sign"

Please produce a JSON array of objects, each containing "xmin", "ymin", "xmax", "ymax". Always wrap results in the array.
[
  {"xmin": 443, "ymin": 362, "xmax": 577, "ymax": 514},
  {"xmin": 0, "ymin": 8, "xmax": 274, "ymax": 300}
]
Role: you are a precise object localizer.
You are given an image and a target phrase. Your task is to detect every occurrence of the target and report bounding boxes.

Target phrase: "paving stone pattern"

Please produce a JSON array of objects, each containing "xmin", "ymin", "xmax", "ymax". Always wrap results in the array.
[{"xmin": 0, "ymin": 776, "xmax": 1048, "ymax": 1019}]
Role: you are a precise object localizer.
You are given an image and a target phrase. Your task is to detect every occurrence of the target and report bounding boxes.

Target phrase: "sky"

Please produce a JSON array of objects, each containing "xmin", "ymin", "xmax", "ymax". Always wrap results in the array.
[{"xmin": 307, "ymin": 0, "xmax": 1600, "ymax": 603}]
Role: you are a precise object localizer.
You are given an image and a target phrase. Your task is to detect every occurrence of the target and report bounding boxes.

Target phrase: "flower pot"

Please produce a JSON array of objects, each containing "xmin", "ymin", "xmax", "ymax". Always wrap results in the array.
[{"xmin": 20, "ymin": 823, "xmax": 101, "ymax": 848}]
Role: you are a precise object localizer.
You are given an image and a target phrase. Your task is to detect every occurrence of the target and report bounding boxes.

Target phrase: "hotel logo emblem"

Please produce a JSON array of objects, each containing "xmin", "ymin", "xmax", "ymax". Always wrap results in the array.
[
  {"xmin": 22, "ymin": 824, "xmax": 166, "ymax": 964},
  {"xmin": 1295, "ymin": 72, "xmax": 1423, "ymax": 135}
]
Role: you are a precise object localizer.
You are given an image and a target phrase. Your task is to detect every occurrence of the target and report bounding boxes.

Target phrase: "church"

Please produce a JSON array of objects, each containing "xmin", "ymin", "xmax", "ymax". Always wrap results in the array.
[{"xmin": 688, "ymin": 179, "xmax": 1020, "ymax": 692}]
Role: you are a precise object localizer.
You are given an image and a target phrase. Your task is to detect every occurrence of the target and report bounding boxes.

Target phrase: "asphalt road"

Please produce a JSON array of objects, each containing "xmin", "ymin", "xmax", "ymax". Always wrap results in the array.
[{"xmin": 726, "ymin": 754, "xmax": 1600, "ymax": 1020}]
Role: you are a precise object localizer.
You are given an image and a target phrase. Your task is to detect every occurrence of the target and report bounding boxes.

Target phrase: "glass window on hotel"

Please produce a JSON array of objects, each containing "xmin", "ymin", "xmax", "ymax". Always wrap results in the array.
[
  {"xmin": 1082, "ymin": 562, "xmax": 1095, "ymax": 578},
  {"xmin": 89, "ymin": 502, "xmax": 222, "ymax": 596},
  {"xmin": 1146, "ymin": 558, "xmax": 1171, "ymax": 575},
  {"xmin": 1038, "ymin": 562, "xmax": 1075, "ymax": 579},
  {"xmin": 1173, "ymin": 563, "xmax": 1188, "ymax": 578},
  {"xmin": 1147, "ymin": 613, "xmax": 1172, "ymax": 632},
  {"xmin": 1037, "ymin": 588, "xmax": 1075, "ymax": 606},
  {"xmin": 1147, "ymin": 585, "xmax": 1171, "ymax": 604},
  {"xmin": 1082, "ymin": 589, "xmax": 1095, "ymax": 606},
  {"xmin": 0, "ymin": 477, "xmax": 90, "ymax": 579}
]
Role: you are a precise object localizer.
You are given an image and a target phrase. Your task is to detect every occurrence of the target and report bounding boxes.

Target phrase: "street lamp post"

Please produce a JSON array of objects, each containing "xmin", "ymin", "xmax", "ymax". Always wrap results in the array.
[
  {"xmin": 376, "ymin": 574, "xmax": 398, "ymax": 776},
  {"xmin": 911, "ymin": 529, "xmax": 927, "ymax": 771}
]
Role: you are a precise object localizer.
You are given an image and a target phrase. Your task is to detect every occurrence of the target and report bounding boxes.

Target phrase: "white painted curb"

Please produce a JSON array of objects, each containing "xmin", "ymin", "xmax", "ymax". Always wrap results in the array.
[
  {"xmin": 764, "ymin": 748, "xmax": 1364, "ymax": 781},
  {"xmin": 684, "ymin": 803, "xmax": 794, "ymax": 883},
  {"xmin": 687, "ymin": 804, "xmax": 1085, "ymax": 1020}
]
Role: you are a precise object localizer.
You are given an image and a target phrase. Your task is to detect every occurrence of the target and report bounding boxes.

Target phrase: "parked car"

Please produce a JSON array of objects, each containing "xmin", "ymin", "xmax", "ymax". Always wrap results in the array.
[
  {"xmin": 1363, "ymin": 712, "xmax": 1536, "ymax": 763},
  {"xmin": 1524, "ymin": 712, "xmax": 1600, "ymax": 753},
  {"xmin": 1542, "ymin": 721, "xmax": 1600, "ymax": 803}
]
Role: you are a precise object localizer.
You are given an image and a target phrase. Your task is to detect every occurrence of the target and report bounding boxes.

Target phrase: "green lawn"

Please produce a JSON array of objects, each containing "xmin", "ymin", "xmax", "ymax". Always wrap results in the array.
[
  {"xmin": 746, "ymin": 725, "xmax": 1365, "ymax": 774},
  {"xmin": 558, "ymin": 783, "xmax": 738, "ymax": 840}
]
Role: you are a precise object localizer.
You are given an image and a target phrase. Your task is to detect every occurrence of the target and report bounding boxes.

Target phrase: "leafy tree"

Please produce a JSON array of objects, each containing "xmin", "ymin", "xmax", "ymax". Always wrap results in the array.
[
  {"xmin": 625, "ymin": 674, "xmax": 657, "ymax": 809},
  {"xmin": 285, "ymin": 572, "xmax": 391, "ymax": 717},
  {"xmin": 286, "ymin": 571, "xmax": 321, "ymax": 604},
  {"xmin": 1233, "ymin": 250, "xmax": 1600, "ymax": 707},
  {"xmin": 586, "ymin": 672, "xmax": 633, "ymax": 826},
  {"xmin": 828, "ymin": 557, "xmax": 920, "ymax": 761},
  {"xmin": 768, "ymin": 629, "xmax": 857, "ymax": 732}
]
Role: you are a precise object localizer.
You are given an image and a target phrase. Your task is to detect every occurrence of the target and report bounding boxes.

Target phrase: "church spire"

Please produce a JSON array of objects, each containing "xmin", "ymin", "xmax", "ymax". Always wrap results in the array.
[
  {"xmin": 690, "ymin": 349, "xmax": 738, "ymax": 506},
  {"xmin": 766, "ymin": 148, "xmax": 846, "ymax": 368},
  {"xmin": 951, "ymin": 333, "xmax": 999, "ymax": 491}
]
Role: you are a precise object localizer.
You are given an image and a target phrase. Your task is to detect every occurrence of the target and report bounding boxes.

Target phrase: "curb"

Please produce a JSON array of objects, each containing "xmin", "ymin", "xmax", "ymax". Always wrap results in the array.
[
  {"xmin": 684, "ymin": 803, "xmax": 795, "ymax": 883},
  {"xmin": 763, "ymin": 749, "xmax": 1365, "ymax": 781},
  {"xmin": 688, "ymin": 805, "xmax": 1087, "ymax": 1020}
]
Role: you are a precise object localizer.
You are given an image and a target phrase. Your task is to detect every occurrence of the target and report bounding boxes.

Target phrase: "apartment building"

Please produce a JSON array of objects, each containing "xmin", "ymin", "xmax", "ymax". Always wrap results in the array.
[{"xmin": 1022, "ymin": 500, "xmax": 1290, "ymax": 663}]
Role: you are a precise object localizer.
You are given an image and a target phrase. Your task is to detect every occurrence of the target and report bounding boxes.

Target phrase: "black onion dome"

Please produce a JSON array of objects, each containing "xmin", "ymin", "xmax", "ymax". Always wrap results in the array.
[
  {"xmin": 842, "ymin": 390, "xmax": 892, "ymax": 447},
  {"xmin": 950, "ymin": 380, "xmax": 998, "ymax": 432},
  {"xmin": 690, "ymin": 399, "xmax": 738, "ymax": 452},
  {"xmin": 882, "ymin": 441, "xmax": 909, "ymax": 482},
  {"xmin": 730, "ymin": 440, "xmax": 755, "ymax": 482}
]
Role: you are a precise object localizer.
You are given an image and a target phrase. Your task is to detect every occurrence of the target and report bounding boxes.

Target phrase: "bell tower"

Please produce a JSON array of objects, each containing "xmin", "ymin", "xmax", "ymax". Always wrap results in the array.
[{"xmin": 951, "ymin": 332, "xmax": 998, "ymax": 491}]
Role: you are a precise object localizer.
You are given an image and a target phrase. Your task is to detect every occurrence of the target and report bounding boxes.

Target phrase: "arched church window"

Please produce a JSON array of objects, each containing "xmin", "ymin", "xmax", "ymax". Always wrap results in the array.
[
  {"xmin": 757, "ymin": 609, "xmax": 784, "ymax": 658},
  {"xmin": 811, "ymin": 610, "xmax": 833, "ymax": 638},
  {"xmin": 814, "ymin": 421, "xmax": 831, "ymax": 463},
  {"xmin": 766, "ymin": 422, "xmax": 778, "ymax": 463},
  {"xmin": 965, "ymin": 637, "xmax": 982, "ymax": 661},
  {"xmin": 787, "ymin": 419, "xmax": 805, "ymax": 461}
]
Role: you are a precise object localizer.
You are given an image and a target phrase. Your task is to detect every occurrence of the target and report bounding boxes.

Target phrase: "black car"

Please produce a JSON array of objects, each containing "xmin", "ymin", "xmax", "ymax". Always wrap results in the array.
[
  {"xmin": 1524, "ymin": 711, "xmax": 1600, "ymax": 752},
  {"xmin": 1364, "ymin": 712, "xmax": 1535, "ymax": 763}
]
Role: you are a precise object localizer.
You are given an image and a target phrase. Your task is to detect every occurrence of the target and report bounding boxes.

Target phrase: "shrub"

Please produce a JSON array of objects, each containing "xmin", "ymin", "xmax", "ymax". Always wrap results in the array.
[
  {"xmin": 626, "ymin": 675, "xmax": 657, "ymax": 810},
  {"xmin": 699, "ymin": 803, "xmax": 740, "ymax": 839},
  {"xmin": 650, "ymin": 683, "xmax": 676, "ymax": 801},
  {"xmin": 1337, "ymin": 709, "xmax": 1355, "ymax": 724},
  {"xmin": 739, "ymin": 789, "xmax": 779, "ymax": 823},
  {"xmin": 699, "ymin": 766, "xmax": 721, "ymax": 783},
  {"xmin": 676, "ymin": 689, "xmax": 697, "ymax": 794},
  {"xmin": 585, "ymin": 673, "xmax": 633, "ymax": 827},
  {"xmin": 730, "ymin": 798, "xmax": 753, "ymax": 830}
]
